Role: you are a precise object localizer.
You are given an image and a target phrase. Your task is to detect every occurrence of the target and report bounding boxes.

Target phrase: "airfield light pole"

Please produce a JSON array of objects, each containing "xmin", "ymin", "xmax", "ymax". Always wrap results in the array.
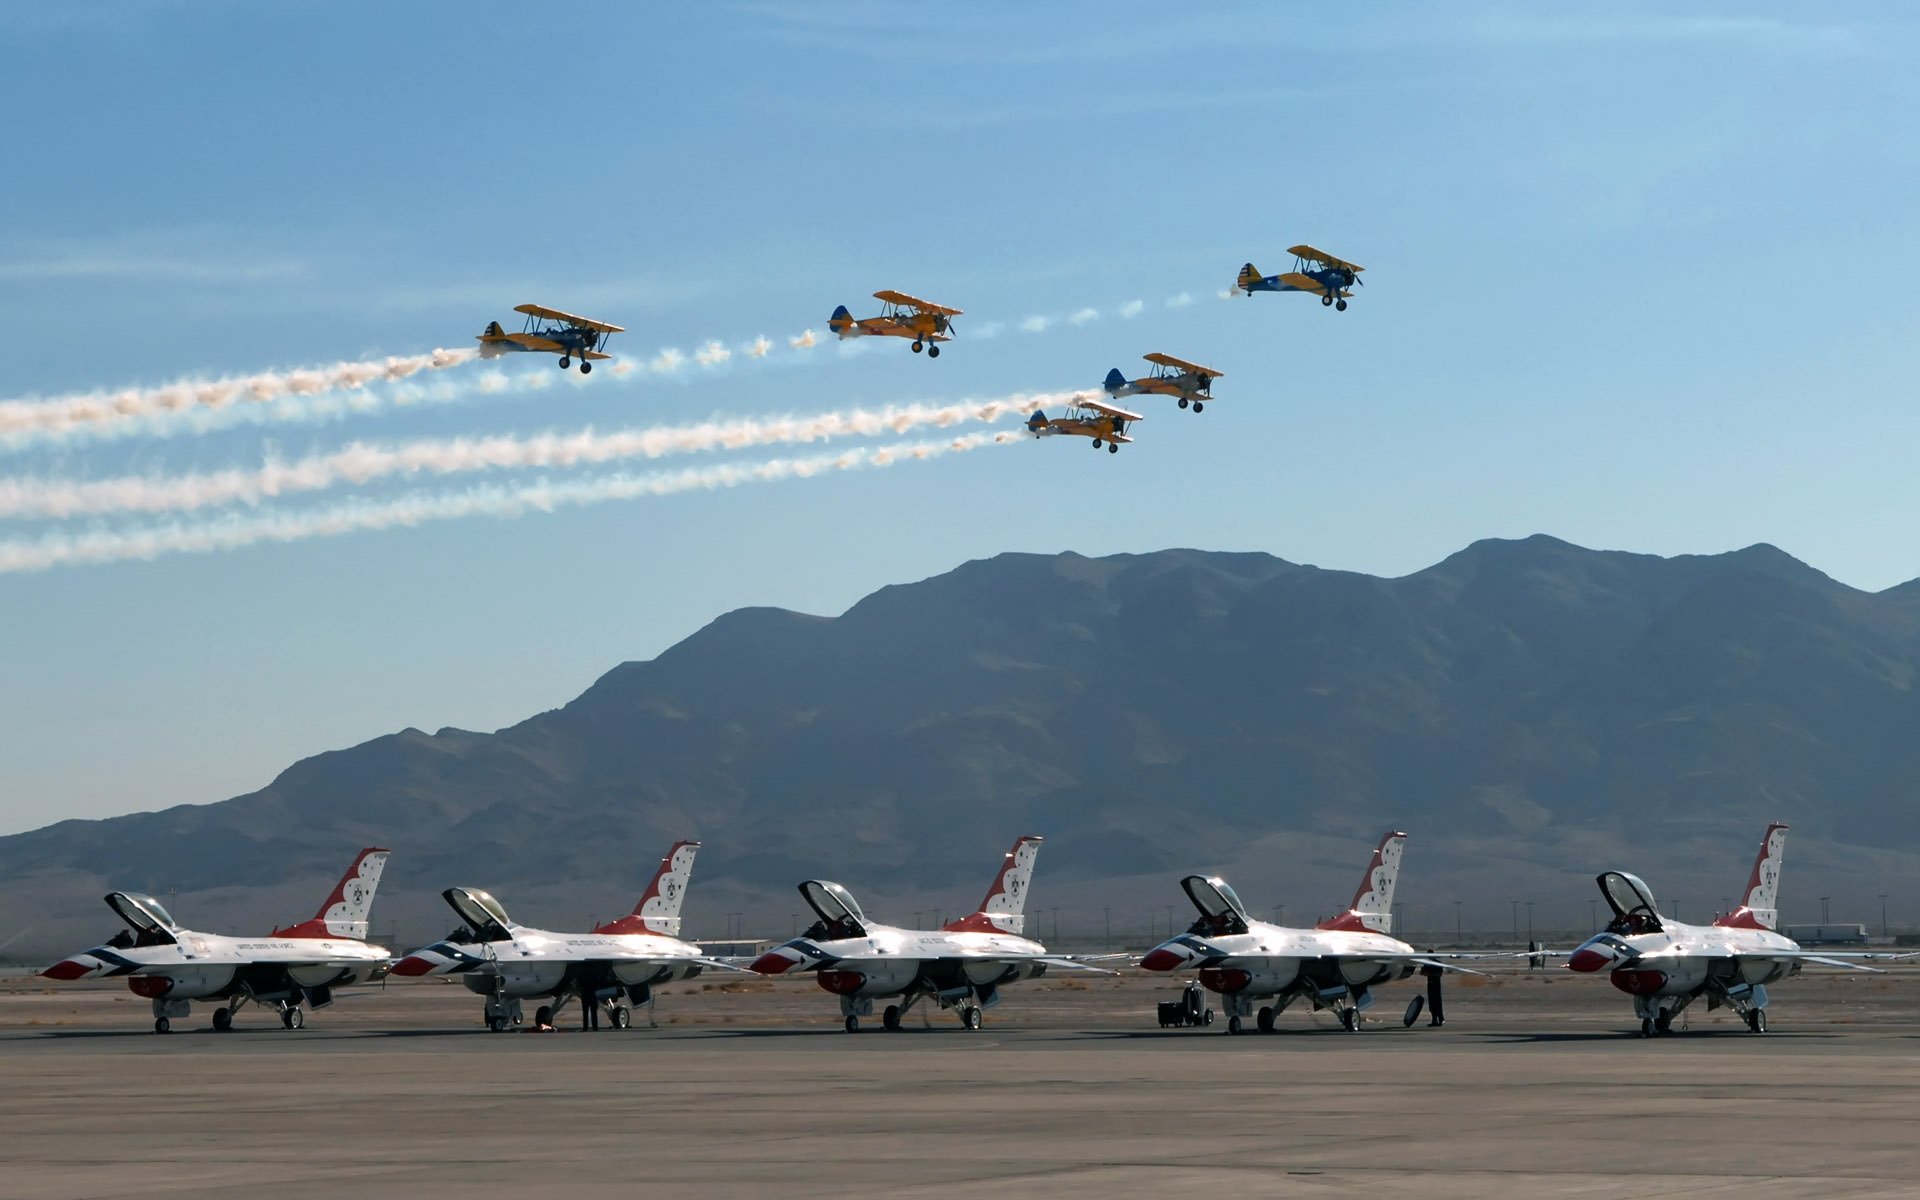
[
  {"xmin": 1881, "ymin": 893, "xmax": 1889, "ymax": 938},
  {"xmin": 1525, "ymin": 901, "xmax": 1534, "ymax": 945},
  {"xmin": 1104, "ymin": 906, "xmax": 1110, "ymax": 951},
  {"xmin": 1166, "ymin": 904, "xmax": 1174, "ymax": 941},
  {"xmin": 1821, "ymin": 896, "xmax": 1832, "ymax": 924},
  {"xmin": 914, "ymin": 911, "xmax": 923, "ymax": 929},
  {"xmin": 789, "ymin": 913, "xmax": 796, "ymax": 937},
  {"xmin": 1589, "ymin": 899, "xmax": 1597, "ymax": 930},
  {"xmin": 1052, "ymin": 907, "xmax": 1060, "ymax": 943},
  {"xmin": 1454, "ymin": 900, "xmax": 1463, "ymax": 944},
  {"xmin": 1509, "ymin": 900, "xmax": 1519, "ymax": 947}
]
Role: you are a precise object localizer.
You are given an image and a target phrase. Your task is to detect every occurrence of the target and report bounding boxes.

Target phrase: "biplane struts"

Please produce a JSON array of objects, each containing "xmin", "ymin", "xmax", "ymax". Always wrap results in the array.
[
  {"xmin": 1235, "ymin": 245, "xmax": 1365, "ymax": 311},
  {"xmin": 829, "ymin": 290, "xmax": 963, "ymax": 357},
  {"xmin": 1104, "ymin": 353, "xmax": 1222, "ymax": 414},
  {"xmin": 1026, "ymin": 397, "xmax": 1142, "ymax": 455},
  {"xmin": 477, "ymin": 304, "xmax": 625, "ymax": 373}
]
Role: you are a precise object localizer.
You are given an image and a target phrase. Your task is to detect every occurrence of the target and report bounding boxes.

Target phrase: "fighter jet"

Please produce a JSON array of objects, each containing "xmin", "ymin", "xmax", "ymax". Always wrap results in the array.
[
  {"xmin": 1565, "ymin": 823, "xmax": 1910, "ymax": 1037},
  {"xmin": 42, "ymin": 847, "xmax": 392, "ymax": 1033},
  {"xmin": 1139, "ymin": 832, "xmax": 1485, "ymax": 1034},
  {"xmin": 390, "ymin": 840, "xmax": 735, "ymax": 1031},
  {"xmin": 748, "ymin": 835, "xmax": 1109, "ymax": 1031}
]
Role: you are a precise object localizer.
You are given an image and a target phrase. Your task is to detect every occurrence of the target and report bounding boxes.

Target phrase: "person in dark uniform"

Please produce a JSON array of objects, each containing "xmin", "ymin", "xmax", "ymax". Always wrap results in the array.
[{"xmin": 1421, "ymin": 962, "xmax": 1445, "ymax": 1027}]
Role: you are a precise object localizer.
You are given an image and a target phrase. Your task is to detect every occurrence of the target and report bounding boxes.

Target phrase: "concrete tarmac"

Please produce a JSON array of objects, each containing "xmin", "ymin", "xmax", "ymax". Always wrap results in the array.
[{"xmin": 4, "ymin": 973, "xmax": 1918, "ymax": 1198}]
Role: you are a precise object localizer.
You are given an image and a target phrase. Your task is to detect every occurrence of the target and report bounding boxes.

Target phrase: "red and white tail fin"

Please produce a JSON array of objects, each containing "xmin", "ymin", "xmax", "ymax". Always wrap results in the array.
[
  {"xmin": 1715, "ymin": 822, "xmax": 1788, "ymax": 931},
  {"xmin": 595, "ymin": 840, "xmax": 701, "ymax": 936},
  {"xmin": 943, "ymin": 835, "xmax": 1043, "ymax": 936},
  {"xmin": 274, "ymin": 848, "xmax": 390, "ymax": 940},
  {"xmin": 1317, "ymin": 831, "xmax": 1408, "ymax": 934}
]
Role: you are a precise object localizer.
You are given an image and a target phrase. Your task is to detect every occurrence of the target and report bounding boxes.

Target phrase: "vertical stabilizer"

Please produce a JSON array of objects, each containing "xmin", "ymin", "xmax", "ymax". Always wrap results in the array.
[
  {"xmin": 275, "ymin": 848, "xmax": 390, "ymax": 940},
  {"xmin": 1237, "ymin": 263, "xmax": 1262, "ymax": 292},
  {"xmin": 597, "ymin": 840, "xmax": 701, "ymax": 936},
  {"xmin": 943, "ymin": 835, "xmax": 1043, "ymax": 936},
  {"xmin": 1715, "ymin": 823, "xmax": 1788, "ymax": 931},
  {"xmin": 1317, "ymin": 831, "xmax": 1408, "ymax": 933}
]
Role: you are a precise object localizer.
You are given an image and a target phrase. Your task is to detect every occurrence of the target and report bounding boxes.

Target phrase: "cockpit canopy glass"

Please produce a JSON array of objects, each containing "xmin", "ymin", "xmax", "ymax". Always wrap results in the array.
[
  {"xmin": 1597, "ymin": 871, "xmax": 1662, "ymax": 933},
  {"xmin": 1181, "ymin": 875, "xmax": 1251, "ymax": 937},
  {"xmin": 106, "ymin": 892, "xmax": 178, "ymax": 934},
  {"xmin": 798, "ymin": 880, "xmax": 867, "ymax": 940},
  {"xmin": 442, "ymin": 887, "xmax": 513, "ymax": 940}
]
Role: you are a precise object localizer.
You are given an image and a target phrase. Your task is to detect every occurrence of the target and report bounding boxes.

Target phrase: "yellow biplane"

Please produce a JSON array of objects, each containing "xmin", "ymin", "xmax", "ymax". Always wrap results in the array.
[
  {"xmin": 1025, "ymin": 397, "xmax": 1143, "ymax": 454},
  {"xmin": 1104, "ymin": 352, "xmax": 1223, "ymax": 413},
  {"xmin": 476, "ymin": 304, "xmax": 625, "ymax": 373},
  {"xmin": 1235, "ymin": 245, "xmax": 1365, "ymax": 310},
  {"xmin": 828, "ymin": 290, "xmax": 962, "ymax": 357}
]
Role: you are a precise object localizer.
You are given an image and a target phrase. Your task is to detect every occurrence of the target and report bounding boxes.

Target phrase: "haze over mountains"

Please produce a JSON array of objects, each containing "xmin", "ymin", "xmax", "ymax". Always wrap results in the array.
[{"xmin": 6, "ymin": 535, "xmax": 1918, "ymax": 959}]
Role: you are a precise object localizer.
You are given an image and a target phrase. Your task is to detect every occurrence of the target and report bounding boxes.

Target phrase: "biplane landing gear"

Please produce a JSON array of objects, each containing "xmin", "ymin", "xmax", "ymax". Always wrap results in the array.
[
  {"xmin": 927, "ymin": 345, "xmax": 939, "ymax": 358},
  {"xmin": 579, "ymin": 361, "xmax": 592, "ymax": 374},
  {"xmin": 558, "ymin": 356, "xmax": 571, "ymax": 369},
  {"xmin": 1178, "ymin": 397, "xmax": 1189, "ymax": 409},
  {"xmin": 1107, "ymin": 443, "xmax": 1119, "ymax": 454},
  {"xmin": 1192, "ymin": 401, "xmax": 1204, "ymax": 413},
  {"xmin": 1335, "ymin": 299, "xmax": 1348, "ymax": 312},
  {"xmin": 1091, "ymin": 438, "xmax": 1102, "ymax": 449},
  {"xmin": 1321, "ymin": 294, "xmax": 1334, "ymax": 307},
  {"xmin": 911, "ymin": 340, "xmax": 923, "ymax": 353}
]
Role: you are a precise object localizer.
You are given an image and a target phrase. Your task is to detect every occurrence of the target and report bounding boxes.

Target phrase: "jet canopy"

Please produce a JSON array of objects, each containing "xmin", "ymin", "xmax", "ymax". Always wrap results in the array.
[
  {"xmin": 104, "ymin": 892, "xmax": 179, "ymax": 946},
  {"xmin": 1180, "ymin": 875, "xmax": 1251, "ymax": 937},
  {"xmin": 1597, "ymin": 871, "xmax": 1663, "ymax": 934},
  {"xmin": 798, "ymin": 880, "xmax": 867, "ymax": 940},
  {"xmin": 441, "ymin": 887, "xmax": 514, "ymax": 941}
]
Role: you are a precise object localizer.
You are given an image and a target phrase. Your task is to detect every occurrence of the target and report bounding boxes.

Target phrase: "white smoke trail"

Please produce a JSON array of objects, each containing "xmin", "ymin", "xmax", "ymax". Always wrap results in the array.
[
  {"xmin": 1119, "ymin": 299, "xmax": 1145, "ymax": 318},
  {"xmin": 1019, "ymin": 315, "xmax": 1052, "ymax": 333},
  {"xmin": 0, "ymin": 348, "xmax": 477, "ymax": 441},
  {"xmin": 1165, "ymin": 292, "xmax": 1194, "ymax": 308},
  {"xmin": 0, "ymin": 390, "xmax": 1086, "ymax": 520},
  {"xmin": 1068, "ymin": 308, "xmax": 1100, "ymax": 326},
  {"xmin": 0, "ymin": 433, "xmax": 1021, "ymax": 576}
]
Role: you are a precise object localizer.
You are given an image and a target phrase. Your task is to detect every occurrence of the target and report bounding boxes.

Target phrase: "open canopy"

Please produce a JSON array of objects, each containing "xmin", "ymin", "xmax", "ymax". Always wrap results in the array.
[
  {"xmin": 1180, "ymin": 875, "xmax": 1251, "ymax": 936},
  {"xmin": 441, "ymin": 887, "xmax": 514, "ymax": 941},
  {"xmin": 1597, "ymin": 871, "xmax": 1663, "ymax": 932},
  {"xmin": 798, "ymin": 880, "xmax": 868, "ymax": 938},
  {"xmin": 105, "ymin": 892, "xmax": 178, "ymax": 937}
]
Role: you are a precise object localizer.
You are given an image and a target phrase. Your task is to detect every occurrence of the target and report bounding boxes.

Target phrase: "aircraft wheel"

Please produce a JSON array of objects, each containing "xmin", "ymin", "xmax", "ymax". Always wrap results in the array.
[
  {"xmin": 1341, "ymin": 1009, "xmax": 1360, "ymax": 1032},
  {"xmin": 1227, "ymin": 1015, "xmax": 1242, "ymax": 1035},
  {"xmin": 927, "ymin": 344, "xmax": 939, "ymax": 358},
  {"xmin": 283, "ymin": 1008, "xmax": 304, "ymax": 1030},
  {"xmin": 1192, "ymin": 401, "xmax": 1204, "ymax": 413},
  {"xmin": 611, "ymin": 1005, "xmax": 631, "ymax": 1029},
  {"xmin": 1322, "ymin": 295, "xmax": 1334, "ymax": 307},
  {"xmin": 883, "ymin": 1005, "xmax": 901, "ymax": 1031},
  {"xmin": 1257, "ymin": 1006, "xmax": 1275, "ymax": 1034},
  {"xmin": 1640, "ymin": 1018, "xmax": 1655, "ymax": 1038},
  {"xmin": 1107, "ymin": 443, "xmax": 1119, "ymax": 454},
  {"xmin": 1203, "ymin": 1009, "xmax": 1214, "ymax": 1026},
  {"xmin": 844, "ymin": 1014, "xmax": 860, "ymax": 1033},
  {"xmin": 580, "ymin": 361, "xmax": 592, "ymax": 374},
  {"xmin": 1091, "ymin": 438, "xmax": 1102, "ymax": 449},
  {"xmin": 1336, "ymin": 299, "xmax": 1348, "ymax": 312},
  {"xmin": 911, "ymin": 341, "xmax": 923, "ymax": 353},
  {"xmin": 558, "ymin": 356, "xmax": 571, "ymax": 369},
  {"xmin": 962, "ymin": 1006, "xmax": 983, "ymax": 1031},
  {"xmin": 154, "ymin": 1017, "xmax": 170, "ymax": 1034},
  {"xmin": 1748, "ymin": 1010, "xmax": 1767, "ymax": 1034},
  {"xmin": 489, "ymin": 1015, "xmax": 508, "ymax": 1033},
  {"xmin": 1178, "ymin": 397, "xmax": 1189, "ymax": 409},
  {"xmin": 211, "ymin": 1007, "xmax": 232, "ymax": 1033},
  {"xmin": 1654, "ymin": 1010, "xmax": 1672, "ymax": 1036},
  {"xmin": 535, "ymin": 1005, "xmax": 555, "ymax": 1028}
]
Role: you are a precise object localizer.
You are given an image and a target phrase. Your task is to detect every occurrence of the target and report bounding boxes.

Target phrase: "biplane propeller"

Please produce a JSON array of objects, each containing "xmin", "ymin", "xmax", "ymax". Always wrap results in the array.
[
  {"xmin": 828, "ymin": 290, "xmax": 963, "ymax": 358},
  {"xmin": 1103, "ymin": 352, "xmax": 1224, "ymax": 414},
  {"xmin": 1235, "ymin": 245, "xmax": 1365, "ymax": 311},
  {"xmin": 477, "ymin": 304, "xmax": 625, "ymax": 373},
  {"xmin": 1025, "ymin": 396, "xmax": 1143, "ymax": 455}
]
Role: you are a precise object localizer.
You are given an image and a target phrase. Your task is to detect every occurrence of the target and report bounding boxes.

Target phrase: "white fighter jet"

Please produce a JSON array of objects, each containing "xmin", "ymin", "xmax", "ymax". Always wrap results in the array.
[
  {"xmin": 1564, "ymin": 823, "xmax": 1909, "ymax": 1036},
  {"xmin": 42, "ymin": 847, "xmax": 391, "ymax": 1034},
  {"xmin": 390, "ymin": 840, "xmax": 735, "ymax": 1031},
  {"xmin": 1139, "ymin": 831, "xmax": 1485, "ymax": 1034},
  {"xmin": 747, "ymin": 835, "xmax": 1109, "ymax": 1031}
]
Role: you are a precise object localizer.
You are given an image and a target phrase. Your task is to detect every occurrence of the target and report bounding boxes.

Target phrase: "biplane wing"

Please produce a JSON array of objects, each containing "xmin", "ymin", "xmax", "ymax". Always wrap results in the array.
[
  {"xmin": 1080, "ymin": 398, "xmax": 1145, "ymax": 422},
  {"xmin": 1278, "ymin": 272, "xmax": 1353, "ymax": 298},
  {"xmin": 1287, "ymin": 245, "xmax": 1364, "ymax": 274},
  {"xmin": 500, "ymin": 332, "xmax": 567, "ymax": 353},
  {"xmin": 1143, "ymin": 352, "xmax": 1223, "ymax": 378},
  {"xmin": 512, "ymin": 303, "xmax": 627, "ymax": 333},
  {"xmin": 872, "ymin": 289, "xmax": 963, "ymax": 316}
]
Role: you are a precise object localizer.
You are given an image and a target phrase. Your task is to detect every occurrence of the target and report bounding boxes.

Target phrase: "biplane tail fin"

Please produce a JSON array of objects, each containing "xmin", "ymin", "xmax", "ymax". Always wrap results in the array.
[
  {"xmin": 1026, "ymin": 410, "xmax": 1049, "ymax": 434},
  {"xmin": 829, "ymin": 305, "xmax": 855, "ymax": 337},
  {"xmin": 1102, "ymin": 368, "xmax": 1127, "ymax": 393},
  {"xmin": 1236, "ymin": 263, "xmax": 1263, "ymax": 292},
  {"xmin": 482, "ymin": 320, "xmax": 504, "ymax": 337}
]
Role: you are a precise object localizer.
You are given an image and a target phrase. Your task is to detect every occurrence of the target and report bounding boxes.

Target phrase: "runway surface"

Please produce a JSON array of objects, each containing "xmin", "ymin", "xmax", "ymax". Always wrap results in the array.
[{"xmin": 5, "ymin": 972, "xmax": 1918, "ymax": 1198}]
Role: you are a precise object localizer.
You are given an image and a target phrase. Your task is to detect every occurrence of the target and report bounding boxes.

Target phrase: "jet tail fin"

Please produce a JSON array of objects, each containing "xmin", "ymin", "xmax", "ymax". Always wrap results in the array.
[
  {"xmin": 273, "ymin": 848, "xmax": 390, "ymax": 941},
  {"xmin": 1317, "ymin": 831, "xmax": 1407, "ymax": 934},
  {"xmin": 943, "ymin": 835, "xmax": 1043, "ymax": 936},
  {"xmin": 1715, "ymin": 823, "xmax": 1788, "ymax": 931},
  {"xmin": 596, "ymin": 840, "xmax": 702, "ymax": 937}
]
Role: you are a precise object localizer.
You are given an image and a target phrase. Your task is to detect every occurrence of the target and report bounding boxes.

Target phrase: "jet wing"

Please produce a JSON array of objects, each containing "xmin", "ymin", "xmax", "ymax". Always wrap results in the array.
[
  {"xmin": 872, "ymin": 289, "xmax": 962, "ymax": 316},
  {"xmin": 1287, "ymin": 244, "xmax": 1365, "ymax": 273},
  {"xmin": 512, "ymin": 303, "xmax": 626, "ymax": 333}
]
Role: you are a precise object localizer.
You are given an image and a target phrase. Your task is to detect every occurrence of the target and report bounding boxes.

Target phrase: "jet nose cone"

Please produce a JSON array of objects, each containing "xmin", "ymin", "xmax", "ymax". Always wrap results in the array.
[
  {"xmin": 42, "ymin": 958, "xmax": 96, "ymax": 981},
  {"xmin": 1567, "ymin": 942, "xmax": 1618, "ymax": 973},
  {"xmin": 388, "ymin": 953, "xmax": 440, "ymax": 978},
  {"xmin": 748, "ymin": 950, "xmax": 801, "ymax": 976},
  {"xmin": 1140, "ymin": 946, "xmax": 1189, "ymax": 973}
]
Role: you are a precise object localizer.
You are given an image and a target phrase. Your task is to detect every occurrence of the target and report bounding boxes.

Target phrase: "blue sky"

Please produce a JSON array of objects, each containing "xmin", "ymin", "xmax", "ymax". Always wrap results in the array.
[{"xmin": 1, "ymin": 2, "xmax": 1916, "ymax": 833}]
